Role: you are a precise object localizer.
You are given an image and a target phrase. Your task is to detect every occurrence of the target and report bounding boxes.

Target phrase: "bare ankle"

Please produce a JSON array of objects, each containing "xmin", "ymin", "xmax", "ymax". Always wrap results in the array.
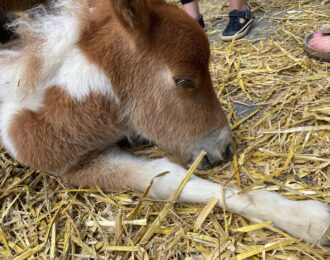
[{"xmin": 182, "ymin": 1, "xmax": 200, "ymax": 21}]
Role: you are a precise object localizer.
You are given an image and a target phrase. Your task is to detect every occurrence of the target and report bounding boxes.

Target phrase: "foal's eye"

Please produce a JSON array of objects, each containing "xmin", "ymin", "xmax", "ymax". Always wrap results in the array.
[{"xmin": 174, "ymin": 78, "xmax": 196, "ymax": 90}]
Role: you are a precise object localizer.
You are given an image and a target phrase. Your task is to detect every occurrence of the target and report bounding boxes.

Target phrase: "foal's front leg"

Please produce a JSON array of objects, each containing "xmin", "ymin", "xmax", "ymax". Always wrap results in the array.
[{"xmin": 62, "ymin": 148, "xmax": 330, "ymax": 245}]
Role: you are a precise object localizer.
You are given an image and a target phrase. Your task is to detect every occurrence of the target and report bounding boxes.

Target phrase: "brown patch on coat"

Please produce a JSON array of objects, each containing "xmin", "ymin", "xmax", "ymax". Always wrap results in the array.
[{"xmin": 9, "ymin": 87, "xmax": 126, "ymax": 173}]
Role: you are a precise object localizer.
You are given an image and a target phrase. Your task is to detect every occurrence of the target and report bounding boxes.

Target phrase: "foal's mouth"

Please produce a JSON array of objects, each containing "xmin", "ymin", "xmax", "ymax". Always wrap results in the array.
[
  {"xmin": 117, "ymin": 135, "xmax": 152, "ymax": 149},
  {"xmin": 191, "ymin": 145, "xmax": 234, "ymax": 170}
]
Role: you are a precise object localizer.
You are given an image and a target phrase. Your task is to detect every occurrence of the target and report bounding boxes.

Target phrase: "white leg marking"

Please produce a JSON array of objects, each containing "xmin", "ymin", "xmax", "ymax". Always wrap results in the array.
[
  {"xmin": 64, "ymin": 148, "xmax": 330, "ymax": 244},
  {"xmin": 143, "ymin": 158, "xmax": 224, "ymax": 204},
  {"xmin": 132, "ymin": 157, "xmax": 330, "ymax": 244}
]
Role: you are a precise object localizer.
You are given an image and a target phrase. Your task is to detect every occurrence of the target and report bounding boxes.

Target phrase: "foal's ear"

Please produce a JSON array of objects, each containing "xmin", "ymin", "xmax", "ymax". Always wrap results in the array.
[{"xmin": 111, "ymin": 0, "xmax": 151, "ymax": 36}]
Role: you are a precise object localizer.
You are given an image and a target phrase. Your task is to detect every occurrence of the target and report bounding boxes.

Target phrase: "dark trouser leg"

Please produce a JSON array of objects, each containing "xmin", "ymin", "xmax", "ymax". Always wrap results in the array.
[{"xmin": 180, "ymin": 0, "xmax": 195, "ymax": 3}]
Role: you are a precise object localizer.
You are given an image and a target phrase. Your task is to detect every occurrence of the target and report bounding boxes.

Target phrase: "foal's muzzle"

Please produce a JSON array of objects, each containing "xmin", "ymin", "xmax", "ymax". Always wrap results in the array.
[{"xmin": 191, "ymin": 126, "xmax": 234, "ymax": 170}]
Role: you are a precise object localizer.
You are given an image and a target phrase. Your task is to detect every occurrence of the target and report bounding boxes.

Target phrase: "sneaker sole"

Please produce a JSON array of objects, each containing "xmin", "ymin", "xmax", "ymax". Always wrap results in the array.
[{"xmin": 220, "ymin": 20, "xmax": 254, "ymax": 41}]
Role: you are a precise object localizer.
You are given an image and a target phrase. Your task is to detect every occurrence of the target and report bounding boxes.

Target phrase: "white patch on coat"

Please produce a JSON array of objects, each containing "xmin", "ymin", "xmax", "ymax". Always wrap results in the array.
[{"xmin": 50, "ymin": 48, "xmax": 115, "ymax": 100}]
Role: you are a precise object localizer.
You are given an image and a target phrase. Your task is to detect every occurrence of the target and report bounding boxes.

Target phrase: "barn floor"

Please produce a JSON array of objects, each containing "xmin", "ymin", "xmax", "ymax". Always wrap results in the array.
[{"xmin": 0, "ymin": 0, "xmax": 329, "ymax": 259}]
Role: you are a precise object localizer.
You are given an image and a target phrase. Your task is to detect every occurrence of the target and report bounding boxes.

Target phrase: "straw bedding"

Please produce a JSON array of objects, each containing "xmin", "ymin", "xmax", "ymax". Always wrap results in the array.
[{"xmin": 0, "ymin": 0, "xmax": 329, "ymax": 259}]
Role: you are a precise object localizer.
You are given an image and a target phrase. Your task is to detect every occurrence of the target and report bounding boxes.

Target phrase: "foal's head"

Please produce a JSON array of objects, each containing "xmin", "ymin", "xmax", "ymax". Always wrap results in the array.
[{"xmin": 82, "ymin": 0, "xmax": 233, "ymax": 168}]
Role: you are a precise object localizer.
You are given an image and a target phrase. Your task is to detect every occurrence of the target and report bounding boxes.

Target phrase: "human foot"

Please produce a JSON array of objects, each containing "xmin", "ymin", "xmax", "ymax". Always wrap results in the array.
[
  {"xmin": 309, "ymin": 31, "xmax": 330, "ymax": 52},
  {"xmin": 304, "ymin": 25, "xmax": 330, "ymax": 62}
]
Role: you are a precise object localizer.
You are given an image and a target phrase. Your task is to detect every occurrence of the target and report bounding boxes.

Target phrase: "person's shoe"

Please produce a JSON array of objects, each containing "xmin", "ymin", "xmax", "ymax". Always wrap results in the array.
[
  {"xmin": 198, "ymin": 14, "xmax": 205, "ymax": 29},
  {"xmin": 221, "ymin": 5, "xmax": 254, "ymax": 41}
]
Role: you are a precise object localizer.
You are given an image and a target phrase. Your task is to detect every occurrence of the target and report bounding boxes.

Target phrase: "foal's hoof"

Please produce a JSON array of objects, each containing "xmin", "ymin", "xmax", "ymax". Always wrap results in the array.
[
  {"xmin": 287, "ymin": 200, "xmax": 330, "ymax": 245},
  {"xmin": 238, "ymin": 190, "xmax": 330, "ymax": 245}
]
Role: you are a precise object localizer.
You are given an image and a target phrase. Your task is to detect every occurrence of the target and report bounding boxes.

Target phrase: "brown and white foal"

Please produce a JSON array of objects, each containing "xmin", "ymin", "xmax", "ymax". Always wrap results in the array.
[{"xmin": 0, "ymin": 0, "xmax": 329, "ymax": 244}]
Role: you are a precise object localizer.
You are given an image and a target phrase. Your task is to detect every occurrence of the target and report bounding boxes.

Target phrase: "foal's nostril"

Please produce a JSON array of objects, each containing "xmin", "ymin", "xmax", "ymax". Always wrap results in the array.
[
  {"xmin": 199, "ymin": 155, "xmax": 213, "ymax": 170},
  {"xmin": 225, "ymin": 144, "xmax": 233, "ymax": 161}
]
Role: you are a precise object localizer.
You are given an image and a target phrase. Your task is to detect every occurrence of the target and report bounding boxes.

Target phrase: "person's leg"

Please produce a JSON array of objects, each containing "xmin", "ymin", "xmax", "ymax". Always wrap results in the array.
[
  {"xmin": 229, "ymin": 0, "xmax": 246, "ymax": 23},
  {"xmin": 181, "ymin": 0, "xmax": 200, "ymax": 20},
  {"xmin": 180, "ymin": 0, "xmax": 205, "ymax": 28},
  {"xmin": 229, "ymin": 0, "xmax": 245, "ymax": 10}
]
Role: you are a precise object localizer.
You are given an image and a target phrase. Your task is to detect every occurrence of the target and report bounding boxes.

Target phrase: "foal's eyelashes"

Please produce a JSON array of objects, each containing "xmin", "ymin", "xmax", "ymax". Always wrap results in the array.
[{"xmin": 173, "ymin": 78, "xmax": 196, "ymax": 90}]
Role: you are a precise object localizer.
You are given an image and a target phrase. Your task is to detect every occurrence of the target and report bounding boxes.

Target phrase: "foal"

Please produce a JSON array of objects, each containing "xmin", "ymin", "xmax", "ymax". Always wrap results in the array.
[{"xmin": 0, "ymin": 0, "xmax": 329, "ymax": 244}]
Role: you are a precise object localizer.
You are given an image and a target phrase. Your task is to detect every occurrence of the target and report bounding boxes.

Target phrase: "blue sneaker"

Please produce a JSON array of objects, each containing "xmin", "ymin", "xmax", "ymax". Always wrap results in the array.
[{"xmin": 221, "ymin": 5, "xmax": 254, "ymax": 41}]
